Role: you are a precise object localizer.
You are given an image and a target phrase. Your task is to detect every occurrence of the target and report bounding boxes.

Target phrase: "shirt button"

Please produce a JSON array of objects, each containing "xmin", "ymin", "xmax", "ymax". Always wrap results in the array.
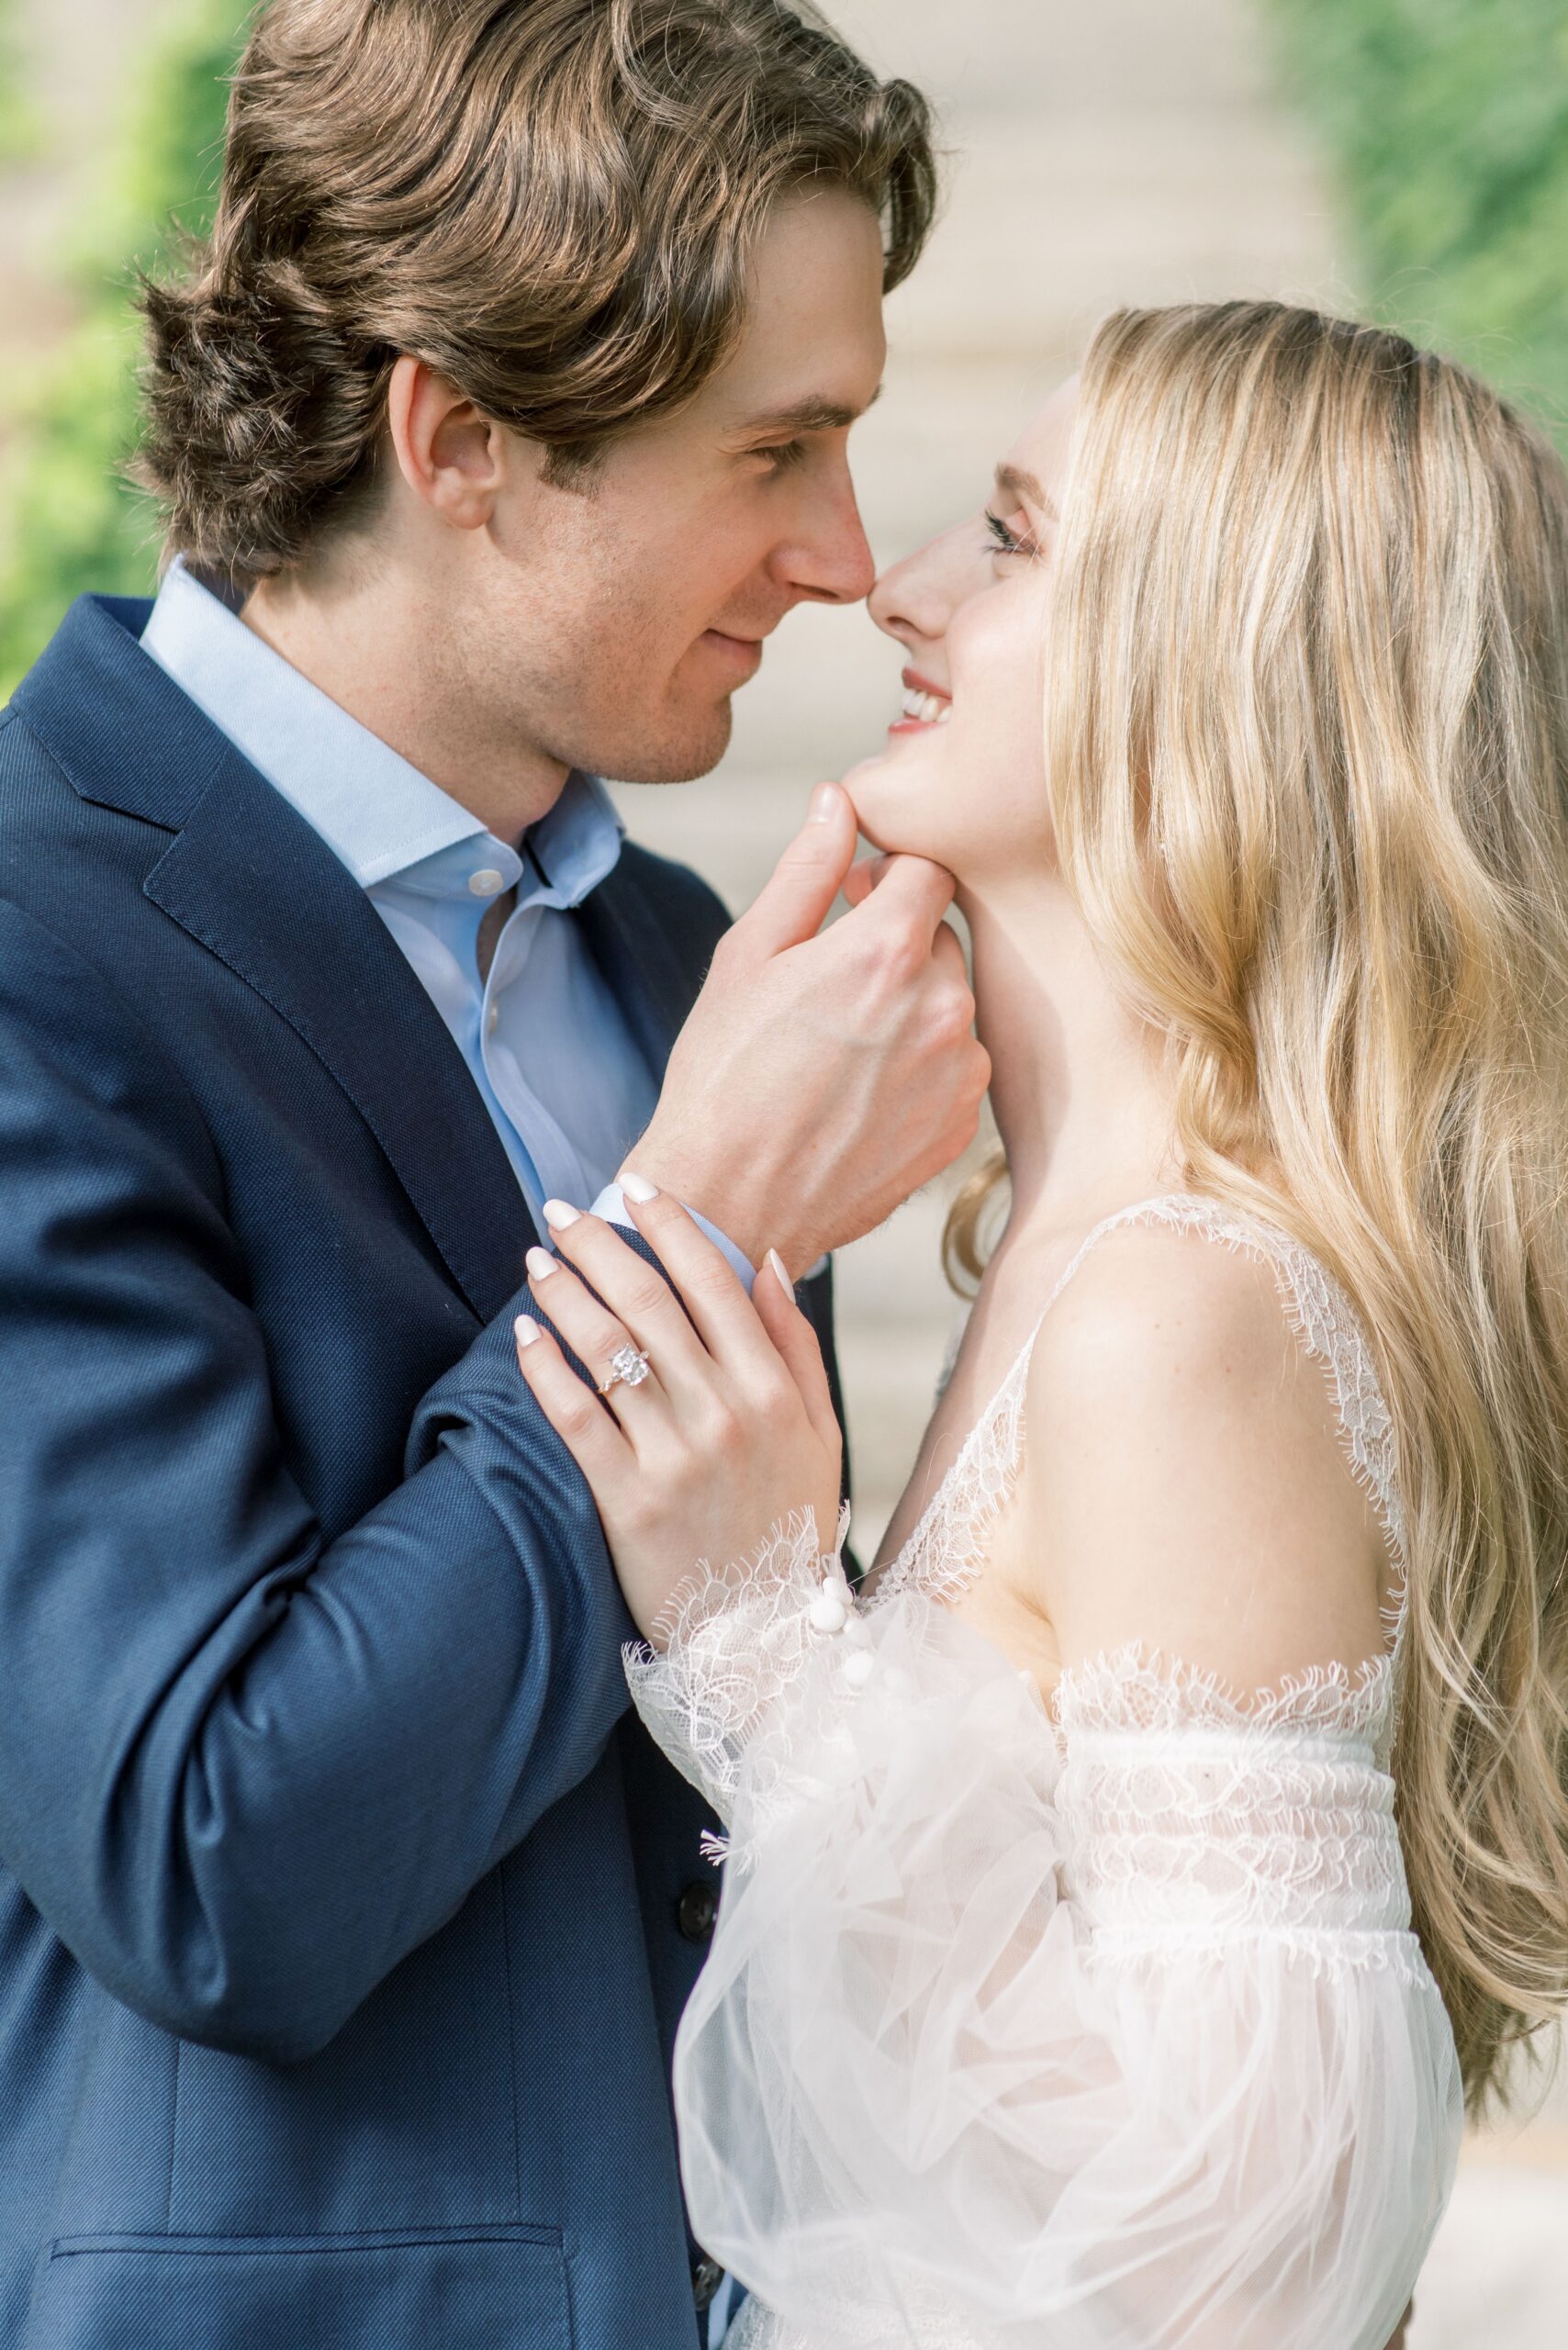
[
  {"xmin": 467, "ymin": 867, "xmax": 505, "ymax": 898},
  {"xmin": 676, "ymin": 1879, "xmax": 719, "ymax": 1943},
  {"xmin": 486, "ymin": 1002, "xmax": 499, "ymax": 1035},
  {"xmin": 691, "ymin": 2255, "xmax": 724, "ymax": 2312}
]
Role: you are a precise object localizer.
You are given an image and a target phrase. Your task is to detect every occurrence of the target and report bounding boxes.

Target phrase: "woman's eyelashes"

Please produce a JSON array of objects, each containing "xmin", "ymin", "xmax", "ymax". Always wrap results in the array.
[{"xmin": 984, "ymin": 507, "xmax": 1035, "ymax": 558}]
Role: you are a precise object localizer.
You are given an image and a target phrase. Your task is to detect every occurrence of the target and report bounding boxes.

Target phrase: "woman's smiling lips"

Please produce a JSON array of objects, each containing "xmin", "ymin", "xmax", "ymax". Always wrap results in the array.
[{"xmin": 890, "ymin": 664, "xmax": 952, "ymax": 734}]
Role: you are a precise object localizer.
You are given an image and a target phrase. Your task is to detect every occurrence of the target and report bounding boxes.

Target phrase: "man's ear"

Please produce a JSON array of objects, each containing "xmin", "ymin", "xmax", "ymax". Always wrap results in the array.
[{"xmin": 386, "ymin": 353, "xmax": 511, "ymax": 530}]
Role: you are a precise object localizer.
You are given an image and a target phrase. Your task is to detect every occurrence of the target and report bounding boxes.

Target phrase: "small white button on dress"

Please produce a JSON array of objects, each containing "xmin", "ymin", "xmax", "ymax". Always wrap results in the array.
[{"xmin": 468, "ymin": 867, "xmax": 505, "ymax": 898}]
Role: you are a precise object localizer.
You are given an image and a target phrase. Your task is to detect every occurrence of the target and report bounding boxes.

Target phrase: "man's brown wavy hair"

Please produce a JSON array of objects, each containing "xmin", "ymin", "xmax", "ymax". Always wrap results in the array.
[{"xmin": 137, "ymin": 0, "xmax": 938, "ymax": 594}]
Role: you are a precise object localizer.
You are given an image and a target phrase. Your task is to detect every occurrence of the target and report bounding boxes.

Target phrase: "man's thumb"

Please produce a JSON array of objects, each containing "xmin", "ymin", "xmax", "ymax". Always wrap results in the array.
[{"xmin": 732, "ymin": 781, "xmax": 858, "ymax": 959}]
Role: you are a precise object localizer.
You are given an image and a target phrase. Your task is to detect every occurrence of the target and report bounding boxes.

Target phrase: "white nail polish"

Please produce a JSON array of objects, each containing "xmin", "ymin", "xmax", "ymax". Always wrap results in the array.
[
  {"xmin": 542, "ymin": 1199, "xmax": 580, "ymax": 1229},
  {"xmin": 767, "ymin": 1248, "xmax": 794, "ymax": 1303},
  {"xmin": 620, "ymin": 1170, "xmax": 659, "ymax": 1204},
  {"xmin": 514, "ymin": 1315, "xmax": 541, "ymax": 1348},
  {"xmin": 526, "ymin": 1247, "xmax": 558, "ymax": 1281}
]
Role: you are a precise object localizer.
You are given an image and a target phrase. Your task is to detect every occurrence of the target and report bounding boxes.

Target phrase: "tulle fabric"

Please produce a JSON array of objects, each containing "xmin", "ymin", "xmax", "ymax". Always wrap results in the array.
[
  {"xmin": 624, "ymin": 1195, "xmax": 1465, "ymax": 2349},
  {"xmin": 650, "ymin": 1592, "xmax": 1460, "ymax": 2350}
]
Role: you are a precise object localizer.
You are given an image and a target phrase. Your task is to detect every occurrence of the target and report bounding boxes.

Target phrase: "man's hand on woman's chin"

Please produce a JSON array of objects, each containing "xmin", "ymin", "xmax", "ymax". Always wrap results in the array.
[{"xmin": 627, "ymin": 780, "xmax": 991, "ymax": 1275}]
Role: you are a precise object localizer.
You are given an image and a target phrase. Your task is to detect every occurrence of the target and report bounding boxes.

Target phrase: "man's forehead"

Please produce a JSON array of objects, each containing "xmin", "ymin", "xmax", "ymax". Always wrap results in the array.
[{"xmin": 706, "ymin": 190, "xmax": 888, "ymax": 430}]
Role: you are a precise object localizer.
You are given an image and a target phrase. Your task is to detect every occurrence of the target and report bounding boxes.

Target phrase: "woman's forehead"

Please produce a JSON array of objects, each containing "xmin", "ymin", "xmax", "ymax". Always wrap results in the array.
[{"xmin": 1002, "ymin": 374, "xmax": 1080, "ymax": 496}]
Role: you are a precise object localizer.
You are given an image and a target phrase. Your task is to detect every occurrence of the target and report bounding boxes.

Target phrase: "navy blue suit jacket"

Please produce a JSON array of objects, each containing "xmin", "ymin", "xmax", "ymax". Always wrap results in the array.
[{"xmin": 0, "ymin": 596, "xmax": 844, "ymax": 2349}]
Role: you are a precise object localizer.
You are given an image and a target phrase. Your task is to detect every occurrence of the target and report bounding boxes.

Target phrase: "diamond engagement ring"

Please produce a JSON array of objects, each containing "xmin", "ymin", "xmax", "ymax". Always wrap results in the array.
[{"xmin": 596, "ymin": 1343, "xmax": 652, "ymax": 1397}]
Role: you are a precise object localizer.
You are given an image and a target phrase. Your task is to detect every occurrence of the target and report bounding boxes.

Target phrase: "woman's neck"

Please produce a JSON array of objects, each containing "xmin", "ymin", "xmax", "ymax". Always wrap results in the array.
[{"xmin": 960, "ymin": 873, "xmax": 1182, "ymax": 1247}]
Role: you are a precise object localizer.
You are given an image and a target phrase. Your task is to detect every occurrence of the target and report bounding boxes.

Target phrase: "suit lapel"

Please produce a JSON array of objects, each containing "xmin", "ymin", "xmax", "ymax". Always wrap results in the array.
[
  {"xmin": 16, "ymin": 599, "xmax": 726, "ymax": 1326},
  {"xmin": 145, "ymin": 766, "xmax": 535, "ymax": 1322},
  {"xmin": 17, "ymin": 597, "xmax": 534, "ymax": 1325}
]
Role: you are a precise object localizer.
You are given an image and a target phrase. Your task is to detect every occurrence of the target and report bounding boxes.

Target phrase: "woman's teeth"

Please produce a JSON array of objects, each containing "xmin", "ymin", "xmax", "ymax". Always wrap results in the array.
[{"xmin": 899, "ymin": 688, "xmax": 951, "ymax": 725}]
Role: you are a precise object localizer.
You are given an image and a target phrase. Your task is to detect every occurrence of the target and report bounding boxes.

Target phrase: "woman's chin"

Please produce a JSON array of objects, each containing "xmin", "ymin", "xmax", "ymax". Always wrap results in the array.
[{"xmin": 839, "ymin": 743, "xmax": 937, "ymax": 857}]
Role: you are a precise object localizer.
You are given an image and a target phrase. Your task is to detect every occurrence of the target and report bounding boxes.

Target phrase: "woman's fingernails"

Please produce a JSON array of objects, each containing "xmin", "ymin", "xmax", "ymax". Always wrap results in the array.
[
  {"xmin": 808, "ymin": 781, "xmax": 839, "ymax": 824},
  {"xmin": 514, "ymin": 1315, "xmax": 541, "ymax": 1348},
  {"xmin": 542, "ymin": 1199, "xmax": 580, "ymax": 1230},
  {"xmin": 620, "ymin": 1169, "xmax": 659, "ymax": 1204},
  {"xmin": 526, "ymin": 1247, "xmax": 557, "ymax": 1281},
  {"xmin": 767, "ymin": 1248, "xmax": 795, "ymax": 1303}
]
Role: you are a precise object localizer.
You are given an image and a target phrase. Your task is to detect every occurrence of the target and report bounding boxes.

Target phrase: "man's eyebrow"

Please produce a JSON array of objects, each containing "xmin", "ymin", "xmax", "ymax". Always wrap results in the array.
[
  {"xmin": 733, "ymin": 384, "xmax": 884, "ymax": 437},
  {"xmin": 994, "ymin": 460, "xmax": 1058, "ymax": 520}
]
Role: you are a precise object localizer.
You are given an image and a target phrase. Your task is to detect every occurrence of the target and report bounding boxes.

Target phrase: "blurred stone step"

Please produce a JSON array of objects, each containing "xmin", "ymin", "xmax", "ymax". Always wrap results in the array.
[{"xmin": 1408, "ymin": 2159, "xmax": 1568, "ymax": 2347}]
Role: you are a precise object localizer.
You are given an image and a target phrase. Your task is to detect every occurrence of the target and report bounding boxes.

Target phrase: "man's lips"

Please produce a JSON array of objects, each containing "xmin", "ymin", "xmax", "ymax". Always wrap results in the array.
[{"xmin": 700, "ymin": 627, "xmax": 767, "ymax": 673}]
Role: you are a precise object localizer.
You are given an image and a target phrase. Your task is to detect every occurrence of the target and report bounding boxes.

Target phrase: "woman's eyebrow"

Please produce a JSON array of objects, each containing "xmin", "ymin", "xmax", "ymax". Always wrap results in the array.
[{"xmin": 994, "ymin": 460, "xmax": 1058, "ymax": 521}]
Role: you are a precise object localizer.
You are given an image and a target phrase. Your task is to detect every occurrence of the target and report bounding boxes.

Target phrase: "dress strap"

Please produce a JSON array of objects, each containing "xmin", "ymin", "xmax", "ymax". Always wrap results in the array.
[{"xmin": 880, "ymin": 1193, "xmax": 1407, "ymax": 1643}]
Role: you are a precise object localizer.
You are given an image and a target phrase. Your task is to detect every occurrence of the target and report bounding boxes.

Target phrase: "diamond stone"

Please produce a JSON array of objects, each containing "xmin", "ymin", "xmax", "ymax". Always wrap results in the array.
[{"xmin": 610, "ymin": 1344, "xmax": 650, "ymax": 1388}]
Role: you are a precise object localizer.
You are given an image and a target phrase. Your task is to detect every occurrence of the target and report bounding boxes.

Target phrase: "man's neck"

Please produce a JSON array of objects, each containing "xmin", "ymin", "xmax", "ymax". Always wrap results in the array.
[{"xmin": 241, "ymin": 566, "xmax": 569, "ymax": 844}]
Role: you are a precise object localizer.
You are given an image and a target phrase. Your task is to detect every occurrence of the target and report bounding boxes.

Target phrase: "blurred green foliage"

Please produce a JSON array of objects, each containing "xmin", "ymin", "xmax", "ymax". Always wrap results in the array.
[
  {"xmin": 0, "ymin": 0, "xmax": 248, "ymax": 696},
  {"xmin": 0, "ymin": 0, "xmax": 38, "ymax": 162},
  {"xmin": 1268, "ymin": 0, "xmax": 1568, "ymax": 448}
]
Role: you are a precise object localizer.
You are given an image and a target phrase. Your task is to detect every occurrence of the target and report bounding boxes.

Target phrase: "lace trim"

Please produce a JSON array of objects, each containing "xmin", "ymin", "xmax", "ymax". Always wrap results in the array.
[
  {"xmin": 876, "ymin": 1193, "xmax": 1408, "ymax": 1656},
  {"xmin": 622, "ymin": 1504, "xmax": 853, "ymax": 1827},
  {"xmin": 1051, "ymin": 1638, "xmax": 1395, "ymax": 1746},
  {"xmin": 873, "ymin": 1334, "xmax": 1035, "ymax": 1609}
]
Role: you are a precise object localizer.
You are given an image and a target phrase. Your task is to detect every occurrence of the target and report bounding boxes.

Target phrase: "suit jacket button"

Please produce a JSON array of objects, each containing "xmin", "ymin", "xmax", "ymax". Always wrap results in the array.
[
  {"xmin": 691, "ymin": 2255, "xmax": 725, "ymax": 2311},
  {"xmin": 677, "ymin": 1879, "xmax": 719, "ymax": 1943}
]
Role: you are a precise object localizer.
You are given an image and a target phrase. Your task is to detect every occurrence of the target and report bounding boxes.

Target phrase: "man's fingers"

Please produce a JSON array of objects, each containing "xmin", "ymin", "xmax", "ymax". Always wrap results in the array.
[
  {"xmin": 845, "ymin": 851, "xmax": 956, "ymax": 945},
  {"xmin": 840, "ymin": 852, "xmax": 890, "ymax": 910},
  {"xmin": 726, "ymin": 781, "xmax": 858, "ymax": 962},
  {"xmin": 930, "ymin": 920, "xmax": 971, "ymax": 984}
]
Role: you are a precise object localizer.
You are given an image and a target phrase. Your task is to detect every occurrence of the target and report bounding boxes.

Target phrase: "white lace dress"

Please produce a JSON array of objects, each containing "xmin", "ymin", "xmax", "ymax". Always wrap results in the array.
[{"xmin": 626, "ymin": 1195, "xmax": 1465, "ymax": 2350}]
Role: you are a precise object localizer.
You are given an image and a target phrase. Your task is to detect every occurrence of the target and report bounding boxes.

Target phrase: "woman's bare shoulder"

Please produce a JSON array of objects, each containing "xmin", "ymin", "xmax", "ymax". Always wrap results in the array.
[{"xmin": 1018, "ymin": 1217, "xmax": 1389, "ymax": 1688}]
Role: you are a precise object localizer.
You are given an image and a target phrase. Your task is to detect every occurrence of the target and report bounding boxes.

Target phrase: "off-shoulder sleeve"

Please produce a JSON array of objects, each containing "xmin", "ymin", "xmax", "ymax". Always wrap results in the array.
[{"xmin": 626, "ymin": 1569, "xmax": 1463, "ymax": 2350}]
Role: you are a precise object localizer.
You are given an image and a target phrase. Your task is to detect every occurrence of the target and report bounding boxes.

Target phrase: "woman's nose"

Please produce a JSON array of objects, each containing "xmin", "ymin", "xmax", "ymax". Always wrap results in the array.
[{"xmin": 868, "ymin": 518, "xmax": 981, "ymax": 650}]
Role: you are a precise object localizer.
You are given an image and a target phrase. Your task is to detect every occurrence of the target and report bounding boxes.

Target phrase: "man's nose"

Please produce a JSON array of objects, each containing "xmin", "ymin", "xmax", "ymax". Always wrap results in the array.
[{"xmin": 779, "ymin": 467, "xmax": 878, "ymax": 608}]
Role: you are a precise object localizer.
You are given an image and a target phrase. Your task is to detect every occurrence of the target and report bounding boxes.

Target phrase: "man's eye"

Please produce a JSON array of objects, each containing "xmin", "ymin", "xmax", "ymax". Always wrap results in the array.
[{"xmin": 756, "ymin": 440, "xmax": 809, "ymax": 474}]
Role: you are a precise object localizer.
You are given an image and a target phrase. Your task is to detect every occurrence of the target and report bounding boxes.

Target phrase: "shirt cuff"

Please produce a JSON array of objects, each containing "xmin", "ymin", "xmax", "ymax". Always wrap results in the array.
[{"xmin": 591, "ymin": 1182, "xmax": 756, "ymax": 1294}]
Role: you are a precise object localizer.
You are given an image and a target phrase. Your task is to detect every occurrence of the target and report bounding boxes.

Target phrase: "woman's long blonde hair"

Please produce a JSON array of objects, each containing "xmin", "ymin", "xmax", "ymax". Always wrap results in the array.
[{"xmin": 951, "ymin": 301, "xmax": 1568, "ymax": 2109}]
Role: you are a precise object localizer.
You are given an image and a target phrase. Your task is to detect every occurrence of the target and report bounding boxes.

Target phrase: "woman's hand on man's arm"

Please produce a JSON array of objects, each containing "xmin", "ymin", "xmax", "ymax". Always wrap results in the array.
[{"xmin": 512, "ymin": 1186, "xmax": 843, "ymax": 1645}]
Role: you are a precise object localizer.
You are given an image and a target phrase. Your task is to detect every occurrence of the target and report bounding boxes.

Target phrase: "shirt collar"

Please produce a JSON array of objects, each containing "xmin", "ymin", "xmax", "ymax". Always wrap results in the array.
[{"xmin": 140, "ymin": 557, "xmax": 623, "ymax": 905}]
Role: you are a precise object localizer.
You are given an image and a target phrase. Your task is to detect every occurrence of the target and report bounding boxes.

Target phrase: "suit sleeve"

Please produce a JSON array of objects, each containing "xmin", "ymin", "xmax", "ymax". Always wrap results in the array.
[{"xmin": 0, "ymin": 899, "xmax": 639, "ymax": 2064}]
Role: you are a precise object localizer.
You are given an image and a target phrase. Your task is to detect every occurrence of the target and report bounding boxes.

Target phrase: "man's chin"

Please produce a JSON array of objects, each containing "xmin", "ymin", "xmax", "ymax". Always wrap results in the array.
[{"xmin": 597, "ymin": 701, "xmax": 734, "ymax": 788}]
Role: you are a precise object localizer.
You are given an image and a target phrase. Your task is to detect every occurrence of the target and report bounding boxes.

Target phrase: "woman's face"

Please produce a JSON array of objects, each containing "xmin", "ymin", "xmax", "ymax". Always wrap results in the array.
[{"xmin": 846, "ymin": 374, "xmax": 1079, "ymax": 883}]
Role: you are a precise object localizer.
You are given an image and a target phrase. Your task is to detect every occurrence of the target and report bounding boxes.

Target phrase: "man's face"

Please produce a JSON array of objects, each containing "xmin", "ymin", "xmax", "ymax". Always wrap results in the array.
[{"xmin": 473, "ymin": 185, "xmax": 886, "ymax": 786}]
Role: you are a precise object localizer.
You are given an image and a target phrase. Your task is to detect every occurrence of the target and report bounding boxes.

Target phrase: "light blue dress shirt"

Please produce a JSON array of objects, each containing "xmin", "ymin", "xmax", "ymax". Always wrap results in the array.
[{"xmin": 140, "ymin": 561, "xmax": 750, "ymax": 1288}]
